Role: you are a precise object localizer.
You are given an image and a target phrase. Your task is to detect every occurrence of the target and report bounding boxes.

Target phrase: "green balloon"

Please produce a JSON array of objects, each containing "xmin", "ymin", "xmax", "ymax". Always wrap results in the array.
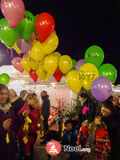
[
  {"xmin": 34, "ymin": 14, "xmax": 38, "ymax": 40},
  {"xmin": 84, "ymin": 45, "xmax": 104, "ymax": 68},
  {"xmin": 18, "ymin": 11, "xmax": 35, "ymax": 41},
  {"xmin": 0, "ymin": 18, "xmax": 19, "ymax": 47},
  {"xmin": 0, "ymin": 73, "xmax": 10, "ymax": 85},
  {"xmin": 99, "ymin": 63, "xmax": 117, "ymax": 83}
]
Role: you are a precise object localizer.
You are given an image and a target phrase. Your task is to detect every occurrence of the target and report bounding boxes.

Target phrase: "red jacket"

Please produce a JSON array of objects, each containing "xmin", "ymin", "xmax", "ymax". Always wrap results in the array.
[
  {"xmin": 77, "ymin": 121, "xmax": 111, "ymax": 160},
  {"xmin": 17, "ymin": 103, "xmax": 40, "ymax": 143}
]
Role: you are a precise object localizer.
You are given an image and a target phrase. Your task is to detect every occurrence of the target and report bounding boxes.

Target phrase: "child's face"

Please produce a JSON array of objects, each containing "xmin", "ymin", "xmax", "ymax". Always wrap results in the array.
[
  {"xmin": 66, "ymin": 123, "xmax": 72, "ymax": 130},
  {"xmin": 28, "ymin": 96, "xmax": 38, "ymax": 107},
  {"xmin": 94, "ymin": 116, "xmax": 101, "ymax": 125}
]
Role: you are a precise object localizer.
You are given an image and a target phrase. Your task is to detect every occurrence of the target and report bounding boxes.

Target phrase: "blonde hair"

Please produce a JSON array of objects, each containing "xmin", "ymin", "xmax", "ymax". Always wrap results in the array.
[{"xmin": 25, "ymin": 93, "xmax": 37, "ymax": 104}]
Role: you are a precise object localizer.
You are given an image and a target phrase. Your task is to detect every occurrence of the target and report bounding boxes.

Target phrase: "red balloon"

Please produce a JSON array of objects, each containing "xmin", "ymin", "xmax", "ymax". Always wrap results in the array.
[
  {"xmin": 35, "ymin": 12, "xmax": 55, "ymax": 43},
  {"xmin": 29, "ymin": 70, "xmax": 38, "ymax": 82},
  {"xmin": 54, "ymin": 67, "xmax": 63, "ymax": 82}
]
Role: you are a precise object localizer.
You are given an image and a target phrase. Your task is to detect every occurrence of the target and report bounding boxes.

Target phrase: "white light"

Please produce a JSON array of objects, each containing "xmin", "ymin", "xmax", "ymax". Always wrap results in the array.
[
  {"xmin": 51, "ymin": 83, "xmax": 56, "ymax": 87},
  {"xmin": 0, "ymin": 65, "xmax": 16, "ymax": 74}
]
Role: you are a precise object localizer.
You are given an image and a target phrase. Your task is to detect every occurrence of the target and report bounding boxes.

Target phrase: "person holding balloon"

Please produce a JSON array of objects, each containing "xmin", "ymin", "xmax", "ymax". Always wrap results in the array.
[{"xmin": 0, "ymin": 84, "xmax": 16, "ymax": 160}]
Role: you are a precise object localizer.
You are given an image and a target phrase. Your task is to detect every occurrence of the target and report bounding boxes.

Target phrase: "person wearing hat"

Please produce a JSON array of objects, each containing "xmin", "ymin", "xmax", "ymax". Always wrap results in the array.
[
  {"xmin": 101, "ymin": 99, "xmax": 120, "ymax": 160},
  {"xmin": 40, "ymin": 91, "xmax": 50, "ymax": 139}
]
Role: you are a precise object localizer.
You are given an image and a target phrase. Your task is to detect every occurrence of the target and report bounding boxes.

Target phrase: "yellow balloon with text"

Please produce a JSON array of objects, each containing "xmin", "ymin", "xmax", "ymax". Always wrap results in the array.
[
  {"xmin": 66, "ymin": 70, "xmax": 82, "ymax": 93},
  {"xmin": 42, "ymin": 32, "xmax": 59, "ymax": 55},
  {"xmin": 21, "ymin": 57, "xmax": 31, "ymax": 73},
  {"xmin": 29, "ymin": 40, "xmax": 44, "ymax": 61},
  {"xmin": 79, "ymin": 63, "xmax": 99, "ymax": 90},
  {"xmin": 44, "ymin": 55, "xmax": 58, "ymax": 75},
  {"xmin": 59, "ymin": 55, "xmax": 72, "ymax": 74}
]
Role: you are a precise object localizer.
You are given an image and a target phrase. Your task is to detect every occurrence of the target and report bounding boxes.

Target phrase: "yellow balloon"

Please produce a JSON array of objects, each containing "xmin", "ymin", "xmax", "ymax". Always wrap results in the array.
[
  {"xmin": 59, "ymin": 55, "xmax": 72, "ymax": 74},
  {"xmin": 36, "ymin": 64, "xmax": 47, "ymax": 80},
  {"xmin": 66, "ymin": 70, "xmax": 82, "ymax": 93},
  {"xmin": 51, "ymin": 52, "xmax": 61, "ymax": 60},
  {"xmin": 21, "ymin": 57, "xmax": 31, "ymax": 73},
  {"xmin": 29, "ymin": 40, "xmax": 44, "ymax": 61},
  {"xmin": 41, "ymin": 73, "xmax": 50, "ymax": 82},
  {"xmin": 44, "ymin": 55, "xmax": 58, "ymax": 75},
  {"xmin": 12, "ymin": 43, "xmax": 22, "ymax": 55},
  {"xmin": 42, "ymin": 32, "xmax": 59, "ymax": 55},
  {"xmin": 32, "ymin": 40, "xmax": 37, "ymax": 47},
  {"xmin": 79, "ymin": 63, "xmax": 99, "ymax": 90},
  {"xmin": 28, "ymin": 58, "xmax": 39, "ymax": 70}
]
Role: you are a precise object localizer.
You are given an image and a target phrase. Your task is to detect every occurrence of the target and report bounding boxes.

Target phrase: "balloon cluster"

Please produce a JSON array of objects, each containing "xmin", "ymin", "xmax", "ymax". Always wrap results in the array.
[
  {"xmin": 67, "ymin": 45, "xmax": 117, "ymax": 102},
  {"xmin": 0, "ymin": 1, "xmax": 74, "ymax": 83},
  {"xmin": 0, "ymin": 0, "xmax": 117, "ymax": 103}
]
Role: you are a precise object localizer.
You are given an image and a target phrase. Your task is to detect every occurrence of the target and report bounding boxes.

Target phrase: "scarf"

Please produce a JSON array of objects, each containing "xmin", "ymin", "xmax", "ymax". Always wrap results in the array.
[{"xmin": 0, "ymin": 103, "xmax": 11, "ymax": 114}]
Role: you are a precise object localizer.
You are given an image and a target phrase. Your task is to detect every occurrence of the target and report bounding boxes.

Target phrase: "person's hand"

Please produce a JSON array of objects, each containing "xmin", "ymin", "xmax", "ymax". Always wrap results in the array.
[
  {"xmin": 22, "ymin": 109, "xmax": 29, "ymax": 117},
  {"xmin": 3, "ymin": 118, "xmax": 12, "ymax": 130}
]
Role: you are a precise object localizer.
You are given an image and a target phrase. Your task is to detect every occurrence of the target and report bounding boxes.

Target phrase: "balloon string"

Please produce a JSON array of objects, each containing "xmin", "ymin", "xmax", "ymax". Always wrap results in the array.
[{"xmin": 7, "ymin": 47, "xmax": 13, "ymax": 59}]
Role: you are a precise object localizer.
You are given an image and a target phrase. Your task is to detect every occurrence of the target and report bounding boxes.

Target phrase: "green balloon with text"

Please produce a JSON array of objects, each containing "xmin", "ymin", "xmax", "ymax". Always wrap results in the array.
[
  {"xmin": 99, "ymin": 63, "xmax": 117, "ymax": 83},
  {"xmin": 84, "ymin": 45, "xmax": 104, "ymax": 68}
]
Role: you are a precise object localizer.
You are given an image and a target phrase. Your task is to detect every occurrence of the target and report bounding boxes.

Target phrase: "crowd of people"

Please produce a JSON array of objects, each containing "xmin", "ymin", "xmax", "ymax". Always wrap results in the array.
[{"xmin": 0, "ymin": 83, "xmax": 120, "ymax": 160}]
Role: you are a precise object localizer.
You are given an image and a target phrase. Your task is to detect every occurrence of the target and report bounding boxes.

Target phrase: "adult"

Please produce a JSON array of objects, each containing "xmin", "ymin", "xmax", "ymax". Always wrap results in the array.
[
  {"xmin": 101, "ymin": 100, "xmax": 120, "ymax": 160},
  {"xmin": 0, "ymin": 84, "xmax": 16, "ymax": 160},
  {"xmin": 9, "ymin": 89, "xmax": 25, "ymax": 117},
  {"xmin": 20, "ymin": 90, "xmax": 28, "ymax": 100},
  {"xmin": 40, "ymin": 91, "xmax": 50, "ymax": 138},
  {"xmin": 79, "ymin": 93, "xmax": 97, "ymax": 123}
]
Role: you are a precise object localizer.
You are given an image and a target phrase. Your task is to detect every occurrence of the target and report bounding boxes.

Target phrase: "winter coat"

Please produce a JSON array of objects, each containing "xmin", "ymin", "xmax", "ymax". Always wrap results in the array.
[
  {"xmin": 62, "ymin": 129, "xmax": 77, "ymax": 146},
  {"xmin": 10, "ymin": 96, "xmax": 25, "ymax": 134},
  {"xmin": 10, "ymin": 96, "xmax": 25, "ymax": 116},
  {"xmin": 0, "ymin": 103, "xmax": 16, "ymax": 160},
  {"xmin": 17, "ymin": 103, "xmax": 40, "ymax": 144},
  {"xmin": 77, "ymin": 120, "xmax": 111, "ymax": 160},
  {"xmin": 101, "ymin": 110, "xmax": 120, "ymax": 160},
  {"xmin": 41, "ymin": 95, "xmax": 50, "ymax": 118},
  {"xmin": 81, "ymin": 97, "xmax": 97, "ymax": 123}
]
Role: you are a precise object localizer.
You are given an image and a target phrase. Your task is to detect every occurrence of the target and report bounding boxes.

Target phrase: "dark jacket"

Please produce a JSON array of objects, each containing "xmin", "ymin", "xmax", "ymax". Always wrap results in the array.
[
  {"xmin": 62, "ymin": 129, "xmax": 77, "ymax": 146},
  {"xmin": 10, "ymin": 97, "xmax": 25, "ymax": 116},
  {"xmin": 101, "ymin": 107, "xmax": 120, "ymax": 160},
  {"xmin": 0, "ymin": 103, "xmax": 16, "ymax": 160},
  {"xmin": 82, "ymin": 97, "xmax": 97, "ymax": 123},
  {"xmin": 10, "ymin": 97, "xmax": 25, "ymax": 134},
  {"xmin": 41, "ymin": 95, "xmax": 50, "ymax": 118}
]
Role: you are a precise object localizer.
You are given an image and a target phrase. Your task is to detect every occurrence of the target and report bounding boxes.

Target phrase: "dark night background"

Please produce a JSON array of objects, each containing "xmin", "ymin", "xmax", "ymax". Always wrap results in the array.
[{"xmin": 0, "ymin": 0, "xmax": 120, "ymax": 84}]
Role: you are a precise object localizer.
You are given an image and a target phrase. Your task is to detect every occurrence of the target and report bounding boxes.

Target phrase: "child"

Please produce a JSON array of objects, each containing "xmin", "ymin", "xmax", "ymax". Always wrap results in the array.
[
  {"xmin": 77, "ymin": 116, "xmax": 111, "ymax": 160},
  {"xmin": 61, "ymin": 120, "xmax": 78, "ymax": 160},
  {"xmin": 17, "ymin": 93, "xmax": 40, "ymax": 160}
]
